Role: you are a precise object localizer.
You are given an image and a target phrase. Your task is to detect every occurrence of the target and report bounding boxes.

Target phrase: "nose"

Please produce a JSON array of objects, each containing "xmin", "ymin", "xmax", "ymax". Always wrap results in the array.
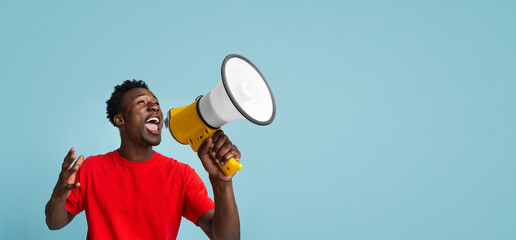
[{"xmin": 148, "ymin": 103, "xmax": 160, "ymax": 112}]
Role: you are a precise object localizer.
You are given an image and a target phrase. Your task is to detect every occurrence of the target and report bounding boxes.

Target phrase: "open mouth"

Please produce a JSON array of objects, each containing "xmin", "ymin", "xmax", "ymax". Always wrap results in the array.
[{"xmin": 145, "ymin": 116, "xmax": 161, "ymax": 134}]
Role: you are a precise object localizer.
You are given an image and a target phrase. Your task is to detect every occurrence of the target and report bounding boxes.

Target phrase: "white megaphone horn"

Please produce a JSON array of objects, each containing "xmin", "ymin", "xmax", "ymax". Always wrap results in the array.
[{"xmin": 165, "ymin": 54, "xmax": 276, "ymax": 176}]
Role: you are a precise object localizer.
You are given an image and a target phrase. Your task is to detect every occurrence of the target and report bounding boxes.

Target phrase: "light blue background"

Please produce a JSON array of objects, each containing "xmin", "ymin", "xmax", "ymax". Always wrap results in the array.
[{"xmin": 1, "ymin": 1, "xmax": 515, "ymax": 239}]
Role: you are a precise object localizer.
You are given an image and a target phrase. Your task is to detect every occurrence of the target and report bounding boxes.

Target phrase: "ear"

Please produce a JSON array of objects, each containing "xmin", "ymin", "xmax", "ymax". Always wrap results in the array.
[{"xmin": 114, "ymin": 114, "xmax": 124, "ymax": 127}]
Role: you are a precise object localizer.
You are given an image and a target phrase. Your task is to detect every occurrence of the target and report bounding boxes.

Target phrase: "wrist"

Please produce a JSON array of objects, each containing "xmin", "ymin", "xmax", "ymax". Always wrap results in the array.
[
  {"xmin": 209, "ymin": 176, "xmax": 233, "ymax": 191},
  {"xmin": 51, "ymin": 189, "xmax": 68, "ymax": 202},
  {"xmin": 49, "ymin": 195, "xmax": 68, "ymax": 211}
]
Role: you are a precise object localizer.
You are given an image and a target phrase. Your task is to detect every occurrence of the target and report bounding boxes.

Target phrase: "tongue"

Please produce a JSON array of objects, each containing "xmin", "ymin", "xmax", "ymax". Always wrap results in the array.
[{"xmin": 145, "ymin": 123, "xmax": 158, "ymax": 131}]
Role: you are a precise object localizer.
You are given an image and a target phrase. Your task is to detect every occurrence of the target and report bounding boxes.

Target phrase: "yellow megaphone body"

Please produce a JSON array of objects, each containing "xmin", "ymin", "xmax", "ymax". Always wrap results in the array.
[{"xmin": 165, "ymin": 54, "xmax": 276, "ymax": 176}]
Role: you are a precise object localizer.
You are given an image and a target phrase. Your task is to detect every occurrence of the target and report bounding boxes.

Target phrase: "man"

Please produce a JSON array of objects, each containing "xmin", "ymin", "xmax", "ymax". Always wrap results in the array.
[{"xmin": 45, "ymin": 80, "xmax": 240, "ymax": 239}]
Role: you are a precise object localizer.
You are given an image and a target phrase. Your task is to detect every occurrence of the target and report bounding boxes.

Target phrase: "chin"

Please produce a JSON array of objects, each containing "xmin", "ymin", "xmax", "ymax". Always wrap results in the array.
[
  {"xmin": 153, "ymin": 139, "xmax": 162, "ymax": 146},
  {"xmin": 142, "ymin": 136, "xmax": 162, "ymax": 146}
]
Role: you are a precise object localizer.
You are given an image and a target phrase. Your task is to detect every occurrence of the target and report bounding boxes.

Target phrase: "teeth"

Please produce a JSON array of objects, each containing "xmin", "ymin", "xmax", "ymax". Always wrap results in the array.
[{"xmin": 146, "ymin": 117, "xmax": 159, "ymax": 123}]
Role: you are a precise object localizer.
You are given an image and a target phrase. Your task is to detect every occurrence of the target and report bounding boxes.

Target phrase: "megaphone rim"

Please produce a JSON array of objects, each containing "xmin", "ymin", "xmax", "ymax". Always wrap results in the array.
[
  {"xmin": 221, "ymin": 54, "xmax": 276, "ymax": 126},
  {"xmin": 166, "ymin": 107, "xmax": 186, "ymax": 145}
]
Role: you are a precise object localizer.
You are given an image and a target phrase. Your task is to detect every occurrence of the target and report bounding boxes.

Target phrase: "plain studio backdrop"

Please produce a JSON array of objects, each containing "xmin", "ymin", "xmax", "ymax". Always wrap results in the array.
[{"xmin": 0, "ymin": 1, "xmax": 515, "ymax": 239}]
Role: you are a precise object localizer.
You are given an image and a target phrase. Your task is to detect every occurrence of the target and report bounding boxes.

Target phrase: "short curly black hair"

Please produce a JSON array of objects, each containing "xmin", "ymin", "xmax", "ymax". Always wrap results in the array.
[{"xmin": 106, "ymin": 80, "xmax": 149, "ymax": 127}]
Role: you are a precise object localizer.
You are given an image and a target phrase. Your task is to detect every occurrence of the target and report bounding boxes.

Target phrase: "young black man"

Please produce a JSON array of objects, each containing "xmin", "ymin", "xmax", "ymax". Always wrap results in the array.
[{"xmin": 45, "ymin": 80, "xmax": 240, "ymax": 240}]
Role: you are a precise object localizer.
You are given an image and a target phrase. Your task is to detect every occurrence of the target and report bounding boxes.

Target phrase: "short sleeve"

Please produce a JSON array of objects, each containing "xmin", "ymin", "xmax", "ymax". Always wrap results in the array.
[
  {"xmin": 65, "ymin": 165, "xmax": 85, "ymax": 215},
  {"xmin": 182, "ymin": 166, "xmax": 215, "ymax": 225}
]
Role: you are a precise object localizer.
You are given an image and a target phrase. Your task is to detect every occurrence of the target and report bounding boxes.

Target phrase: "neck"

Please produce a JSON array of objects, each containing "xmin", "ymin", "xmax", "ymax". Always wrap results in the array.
[{"xmin": 118, "ymin": 139, "xmax": 155, "ymax": 162}]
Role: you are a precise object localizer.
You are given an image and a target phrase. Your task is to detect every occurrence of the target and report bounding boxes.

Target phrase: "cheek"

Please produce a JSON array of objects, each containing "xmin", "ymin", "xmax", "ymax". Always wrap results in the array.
[{"xmin": 126, "ymin": 110, "xmax": 143, "ymax": 128}]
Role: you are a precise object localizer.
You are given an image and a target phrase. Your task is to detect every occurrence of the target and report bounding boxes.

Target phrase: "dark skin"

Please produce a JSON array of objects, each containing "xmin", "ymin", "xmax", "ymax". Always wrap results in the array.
[{"xmin": 45, "ymin": 87, "xmax": 240, "ymax": 240}]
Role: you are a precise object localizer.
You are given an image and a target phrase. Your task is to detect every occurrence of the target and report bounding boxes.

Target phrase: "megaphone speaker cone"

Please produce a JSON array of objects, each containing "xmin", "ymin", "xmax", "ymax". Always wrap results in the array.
[{"xmin": 198, "ymin": 54, "xmax": 276, "ymax": 128}]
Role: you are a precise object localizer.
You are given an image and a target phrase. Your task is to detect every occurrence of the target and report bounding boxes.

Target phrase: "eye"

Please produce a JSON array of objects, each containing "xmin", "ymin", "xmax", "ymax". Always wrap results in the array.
[
  {"xmin": 137, "ymin": 100, "xmax": 145, "ymax": 104},
  {"xmin": 154, "ymin": 102, "xmax": 159, "ymax": 106}
]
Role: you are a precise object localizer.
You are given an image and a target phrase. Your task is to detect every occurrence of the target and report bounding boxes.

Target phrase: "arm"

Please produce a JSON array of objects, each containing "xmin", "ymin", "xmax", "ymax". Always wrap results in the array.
[
  {"xmin": 197, "ymin": 131, "xmax": 241, "ymax": 240},
  {"xmin": 45, "ymin": 148, "xmax": 84, "ymax": 230}
]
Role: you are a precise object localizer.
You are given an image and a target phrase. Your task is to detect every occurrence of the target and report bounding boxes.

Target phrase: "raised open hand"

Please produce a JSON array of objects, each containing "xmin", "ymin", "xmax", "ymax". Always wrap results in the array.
[{"xmin": 52, "ymin": 148, "xmax": 85, "ymax": 201}]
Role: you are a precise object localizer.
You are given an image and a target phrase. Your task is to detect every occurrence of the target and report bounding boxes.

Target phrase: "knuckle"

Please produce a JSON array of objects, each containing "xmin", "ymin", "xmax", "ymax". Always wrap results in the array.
[
  {"xmin": 213, "ymin": 143, "xmax": 222, "ymax": 152},
  {"xmin": 220, "ymin": 135, "xmax": 228, "ymax": 142},
  {"xmin": 66, "ymin": 169, "xmax": 75, "ymax": 176},
  {"xmin": 217, "ymin": 146, "xmax": 229, "ymax": 156},
  {"xmin": 212, "ymin": 132, "xmax": 220, "ymax": 138}
]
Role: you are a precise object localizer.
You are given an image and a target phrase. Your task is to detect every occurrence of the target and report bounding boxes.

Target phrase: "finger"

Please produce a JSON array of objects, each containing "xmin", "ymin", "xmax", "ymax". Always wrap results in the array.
[
  {"xmin": 64, "ymin": 182, "xmax": 81, "ymax": 191},
  {"xmin": 198, "ymin": 137, "xmax": 213, "ymax": 157},
  {"xmin": 64, "ymin": 147, "xmax": 74, "ymax": 160},
  {"xmin": 212, "ymin": 134, "xmax": 229, "ymax": 153},
  {"xmin": 62, "ymin": 153, "xmax": 76, "ymax": 171},
  {"xmin": 222, "ymin": 146, "xmax": 241, "ymax": 164},
  {"xmin": 211, "ymin": 130, "xmax": 225, "ymax": 144},
  {"xmin": 230, "ymin": 146, "xmax": 241, "ymax": 162},
  {"xmin": 66, "ymin": 155, "xmax": 84, "ymax": 177},
  {"xmin": 62, "ymin": 148, "xmax": 76, "ymax": 170},
  {"xmin": 71, "ymin": 155, "xmax": 85, "ymax": 172},
  {"xmin": 213, "ymin": 130, "xmax": 224, "ymax": 138},
  {"xmin": 216, "ymin": 142, "xmax": 233, "ymax": 163}
]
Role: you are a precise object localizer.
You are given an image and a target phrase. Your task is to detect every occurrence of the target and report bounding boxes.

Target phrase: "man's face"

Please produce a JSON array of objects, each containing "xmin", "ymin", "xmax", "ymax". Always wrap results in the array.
[{"xmin": 118, "ymin": 87, "xmax": 163, "ymax": 147}]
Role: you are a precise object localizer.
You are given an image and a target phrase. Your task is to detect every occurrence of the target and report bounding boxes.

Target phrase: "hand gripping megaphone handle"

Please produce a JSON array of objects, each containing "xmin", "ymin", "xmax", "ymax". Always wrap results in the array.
[
  {"xmin": 168, "ymin": 106, "xmax": 243, "ymax": 176},
  {"xmin": 188, "ymin": 126, "xmax": 243, "ymax": 176}
]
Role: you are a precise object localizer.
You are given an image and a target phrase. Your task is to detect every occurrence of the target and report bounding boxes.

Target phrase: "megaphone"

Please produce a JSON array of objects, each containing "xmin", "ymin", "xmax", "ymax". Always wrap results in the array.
[{"xmin": 165, "ymin": 54, "xmax": 276, "ymax": 176}]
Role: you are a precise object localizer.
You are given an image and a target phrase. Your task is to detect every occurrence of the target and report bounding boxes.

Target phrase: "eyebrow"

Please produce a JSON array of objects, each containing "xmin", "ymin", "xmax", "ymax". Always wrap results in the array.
[{"xmin": 135, "ymin": 94, "xmax": 159, "ymax": 100}]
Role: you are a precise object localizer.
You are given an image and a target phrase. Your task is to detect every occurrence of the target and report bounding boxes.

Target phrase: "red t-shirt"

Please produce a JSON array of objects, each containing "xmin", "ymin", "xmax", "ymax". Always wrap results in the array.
[{"xmin": 66, "ymin": 150, "xmax": 214, "ymax": 240}]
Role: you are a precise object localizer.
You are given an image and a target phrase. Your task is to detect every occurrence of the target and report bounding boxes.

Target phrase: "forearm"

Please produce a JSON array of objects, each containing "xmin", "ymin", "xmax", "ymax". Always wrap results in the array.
[
  {"xmin": 45, "ymin": 195, "xmax": 72, "ymax": 230},
  {"xmin": 210, "ymin": 177, "xmax": 240, "ymax": 240}
]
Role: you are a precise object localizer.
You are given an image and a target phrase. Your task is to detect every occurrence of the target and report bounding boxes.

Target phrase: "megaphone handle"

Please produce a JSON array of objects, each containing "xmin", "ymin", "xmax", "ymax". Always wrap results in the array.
[{"xmin": 215, "ymin": 157, "xmax": 242, "ymax": 176}]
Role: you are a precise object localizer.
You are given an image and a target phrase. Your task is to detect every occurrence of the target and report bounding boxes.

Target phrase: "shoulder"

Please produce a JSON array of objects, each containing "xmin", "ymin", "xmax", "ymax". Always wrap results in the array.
[
  {"xmin": 154, "ymin": 152, "xmax": 188, "ymax": 169},
  {"xmin": 81, "ymin": 150, "xmax": 116, "ymax": 168},
  {"xmin": 154, "ymin": 152, "xmax": 198, "ymax": 176},
  {"xmin": 85, "ymin": 150, "xmax": 115, "ymax": 162}
]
